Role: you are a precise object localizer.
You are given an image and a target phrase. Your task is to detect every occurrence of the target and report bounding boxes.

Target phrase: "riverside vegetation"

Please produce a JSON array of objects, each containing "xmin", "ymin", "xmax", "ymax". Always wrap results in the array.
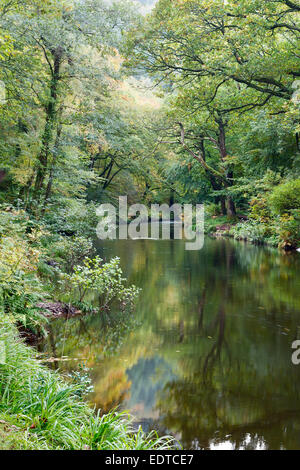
[
  {"xmin": 0, "ymin": 207, "xmax": 174, "ymax": 450},
  {"xmin": 0, "ymin": 0, "xmax": 300, "ymax": 451}
]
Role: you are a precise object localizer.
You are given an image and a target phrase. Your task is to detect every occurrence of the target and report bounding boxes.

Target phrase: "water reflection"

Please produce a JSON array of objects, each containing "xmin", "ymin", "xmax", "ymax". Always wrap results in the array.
[{"xmin": 42, "ymin": 237, "xmax": 300, "ymax": 450}]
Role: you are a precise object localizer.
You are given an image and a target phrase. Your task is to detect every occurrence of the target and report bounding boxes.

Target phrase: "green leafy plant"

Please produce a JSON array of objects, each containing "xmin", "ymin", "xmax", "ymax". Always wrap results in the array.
[
  {"xmin": 66, "ymin": 364, "xmax": 94, "ymax": 399},
  {"xmin": 249, "ymin": 196, "xmax": 272, "ymax": 223},
  {"xmin": 277, "ymin": 210, "xmax": 300, "ymax": 250},
  {"xmin": 230, "ymin": 220, "xmax": 279, "ymax": 246},
  {"xmin": 269, "ymin": 180, "xmax": 300, "ymax": 216},
  {"xmin": 45, "ymin": 236, "xmax": 95, "ymax": 273},
  {"xmin": 64, "ymin": 256, "xmax": 140, "ymax": 312},
  {"xmin": 0, "ymin": 221, "xmax": 47, "ymax": 333}
]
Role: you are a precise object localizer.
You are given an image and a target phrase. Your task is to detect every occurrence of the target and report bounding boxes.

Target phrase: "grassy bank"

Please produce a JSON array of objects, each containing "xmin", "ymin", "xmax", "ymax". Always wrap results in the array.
[
  {"xmin": 0, "ymin": 420, "xmax": 39, "ymax": 450},
  {"xmin": 0, "ymin": 319, "xmax": 173, "ymax": 450}
]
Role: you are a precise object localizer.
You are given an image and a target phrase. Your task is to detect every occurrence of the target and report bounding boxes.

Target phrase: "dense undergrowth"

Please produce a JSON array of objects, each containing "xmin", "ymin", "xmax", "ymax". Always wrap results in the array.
[{"xmin": 0, "ymin": 204, "xmax": 140, "ymax": 333}]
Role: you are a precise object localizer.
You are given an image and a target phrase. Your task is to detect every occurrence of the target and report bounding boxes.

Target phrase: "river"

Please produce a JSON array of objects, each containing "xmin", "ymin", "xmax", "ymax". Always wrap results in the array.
[{"xmin": 42, "ymin": 236, "xmax": 300, "ymax": 450}]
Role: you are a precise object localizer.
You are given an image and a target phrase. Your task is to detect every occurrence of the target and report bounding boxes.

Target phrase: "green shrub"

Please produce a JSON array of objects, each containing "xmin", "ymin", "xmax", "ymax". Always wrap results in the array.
[
  {"xmin": 277, "ymin": 210, "xmax": 300, "ymax": 250},
  {"xmin": 45, "ymin": 236, "xmax": 95, "ymax": 273},
  {"xmin": 230, "ymin": 220, "xmax": 279, "ymax": 246},
  {"xmin": 230, "ymin": 221, "xmax": 266, "ymax": 244},
  {"xmin": 249, "ymin": 196, "xmax": 271, "ymax": 222},
  {"xmin": 0, "ymin": 222, "xmax": 47, "ymax": 334},
  {"xmin": 269, "ymin": 179, "xmax": 300, "ymax": 215},
  {"xmin": 204, "ymin": 216, "xmax": 233, "ymax": 234},
  {"xmin": 0, "ymin": 290, "xmax": 47, "ymax": 335},
  {"xmin": 43, "ymin": 200, "xmax": 98, "ymax": 237},
  {"xmin": 206, "ymin": 203, "xmax": 223, "ymax": 217},
  {"xmin": 63, "ymin": 256, "xmax": 140, "ymax": 312},
  {"xmin": 0, "ymin": 208, "xmax": 28, "ymax": 237}
]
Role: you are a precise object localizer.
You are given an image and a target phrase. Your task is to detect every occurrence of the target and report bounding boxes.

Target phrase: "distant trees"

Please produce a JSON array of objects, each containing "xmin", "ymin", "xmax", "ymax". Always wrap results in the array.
[
  {"xmin": 124, "ymin": 0, "xmax": 300, "ymax": 214},
  {"xmin": 1, "ymin": 0, "xmax": 300, "ymax": 225},
  {"xmin": 0, "ymin": 0, "xmax": 163, "ymax": 214}
]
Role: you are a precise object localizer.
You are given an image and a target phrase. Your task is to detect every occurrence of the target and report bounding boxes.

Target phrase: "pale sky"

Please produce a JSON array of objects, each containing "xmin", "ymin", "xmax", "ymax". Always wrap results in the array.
[{"xmin": 138, "ymin": 0, "xmax": 157, "ymax": 14}]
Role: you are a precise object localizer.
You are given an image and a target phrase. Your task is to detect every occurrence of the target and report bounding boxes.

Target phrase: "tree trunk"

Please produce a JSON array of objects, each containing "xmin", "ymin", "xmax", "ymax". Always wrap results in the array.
[
  {"xmin": 227, "ymin": 197, "xmax": 236, "ymax": 217},
  {"xmin": 34, "ymin": 49, "xmax": 62, "ymax": 199},
  {"xmin": 218, "ymin": 118, "xmax": 227, "ymax": 162},
  {"xmin": 217, "ymin": 117, "xmax": 236, "ymax": 218},
  {"xmin": 220, "ymin": 197, "xmax": 227, "ymax": 215},
  {"xmin": 226, "ymin": 169, "xmax": 236, "ymax": 217},
  {"xmin": 42, "ymin": 120, "xmax": 63, "ymax": 212},
  {"xmin": 199, "ymin": 138, "xmax": 225, "ymax": 212}
]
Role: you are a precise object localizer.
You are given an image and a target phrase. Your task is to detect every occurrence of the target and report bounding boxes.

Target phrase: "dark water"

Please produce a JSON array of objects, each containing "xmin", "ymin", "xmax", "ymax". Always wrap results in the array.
[{"xmin": 43, "ymin": 237, "xmax": 300, "ymax": 450}]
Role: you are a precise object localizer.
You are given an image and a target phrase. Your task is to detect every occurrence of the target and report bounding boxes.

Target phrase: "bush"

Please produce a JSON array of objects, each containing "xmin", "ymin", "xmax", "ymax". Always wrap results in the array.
[
  {"xmin": 204, "ymin": 215, "xmax": 234, "ymax": 234},
  {"xmin": 249, "ymin": 196, "xmax": 271, "ymax": 223},
  {"xmin": 0, "ymin": 225, "xmax": 47, "ymax": 333},
  {"xmin": 45, "ymin": 236, "xmax": 95, "ymax": 273},
  {"xmin": 230, "ymin": 220, "xmax": 279, "ymax": 246},
  {"xmin": 230, "ymin": 221, "xmax": 266, "ymax": 244},
  {"xmin": 0, "ymin": 207, "xmax": 28, "ymax": 237},
  {"xmin": 269, "ymin": 179, "xmax": 300, "ymax": 215},
  {"xmin": 63, "ymin": 256, "xmax": 140, "ymax": 312},
  {"xmin": 206, "ymin": 203, "xmax": 223, "ymax": 217},
  {"xmin": 277, "ymin": 210, "xmax": 300, "ymax": 250},
  {"xmin": 43, "ymin": 200, "xmax": 98, "ymax": 237}
]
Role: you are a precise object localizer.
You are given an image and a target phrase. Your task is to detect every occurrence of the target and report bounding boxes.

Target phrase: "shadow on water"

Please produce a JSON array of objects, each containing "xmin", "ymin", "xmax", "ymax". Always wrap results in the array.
[{"xmin": 42, "ymin": 236, "xmax": 300, "ymax": 450}]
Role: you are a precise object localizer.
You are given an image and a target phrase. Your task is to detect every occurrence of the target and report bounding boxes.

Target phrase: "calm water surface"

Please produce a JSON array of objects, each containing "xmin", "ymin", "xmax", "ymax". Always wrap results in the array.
[{"xmin": 43, "ymin": 237, "xmax": 300, "ymax": 450}]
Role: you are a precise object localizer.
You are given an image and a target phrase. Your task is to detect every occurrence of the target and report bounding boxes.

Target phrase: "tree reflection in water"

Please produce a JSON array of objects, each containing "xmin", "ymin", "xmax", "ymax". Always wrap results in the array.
[{"xmin": 41, "ymin": 237, "xmax": 300, "ymax": 450}]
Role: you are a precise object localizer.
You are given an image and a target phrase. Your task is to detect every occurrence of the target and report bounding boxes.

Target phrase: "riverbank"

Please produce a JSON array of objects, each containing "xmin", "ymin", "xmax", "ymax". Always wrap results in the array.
[
  {"xmin": 204, "ymin": 215, "xmax": 299, "ymax": 251},
  {"xmin": 0, "ymin": 318, "xmax": 173, "ymax": 450},
  {"xmin": 0, "ymin": 207, "xmax": 174, "ymax": 450},
  {"xmin": 18, "ymin": 302, "xmax": 85, "ymax": 346},
  {"xmin": 0, "ymin": 420, "xmax": 34, "ymax": 450}
]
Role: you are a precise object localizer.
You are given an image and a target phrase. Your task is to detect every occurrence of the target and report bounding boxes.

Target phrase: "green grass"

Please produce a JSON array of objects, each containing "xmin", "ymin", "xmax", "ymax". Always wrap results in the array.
[
  {"xmin": 0, "ymin": 421, "xmax": 27, "ymax": 450},
  {"xmin": 0, "ymin": 319, "xmax": 174, "ymax": 450},
  {"xmin": 0, "ymin": 416, "xmax": 49, "ymax": 450}
]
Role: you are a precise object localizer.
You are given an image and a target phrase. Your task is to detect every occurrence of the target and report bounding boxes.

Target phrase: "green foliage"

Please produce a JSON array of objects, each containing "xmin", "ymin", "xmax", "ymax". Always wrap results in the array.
[
  {"xmin": 45, "ymin": 236, "xmax": 95, "ymax": 273},
  {"xmin": 269, "ymin": 180, "xmax": 300, "ymax": 215},
  {"xmin": 66, "ymin": 364, "xmax": 94, "ymax": 399},
  {"xmin": 230, "ymin": 221, "xmax": 279, "ymax": 247},
  {"xmin": 206, "ymin": 203, "xmax": 223, "ymax": 217},
  {"xmin": 0, "ymin": 208, "xmax": 47, "ymax": 333},
  {"xmin": 227, "ymin": 175, "xmax": 300, "ymax": 248},
  {"xmin": 249, "ymin": 197, "xmax": 272, "ymax": 223},
  {"xmin": 0, "ymin": 206, "xmax": 141, "ymax": 335},
  {"xmin": 0, "ymin": 291, "xmax": 46, "ymax": 335},
  {"xmin": 277, "ymin": 210, "xmax": 300, "ymax": 249},
  {"xmin": 0, "ymin": 207, "xmax": 28, "ymax": 237},
  {"xmin": 43, "ymin": 200, "xmax": 99, "ymax": 238},
  {"xmin": 64, "ymin": 256, "xmax": 140, "ymax": 310},
  {"xmin": 204, "ymin": 216, "xmax": 234, "ymax": 235}
]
